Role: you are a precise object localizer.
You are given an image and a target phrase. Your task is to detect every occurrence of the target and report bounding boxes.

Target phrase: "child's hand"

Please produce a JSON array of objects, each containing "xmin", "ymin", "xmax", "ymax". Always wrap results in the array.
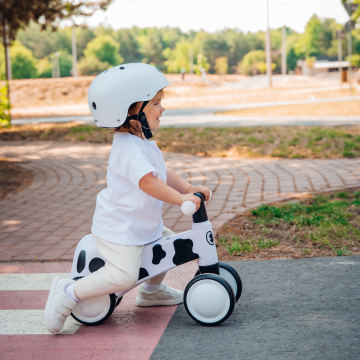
[
  {"xmin": 179, "ymin": 194, "xmax": 201, "ymax": 211},
  {"xmin": 187, "ymin": 185, "xmax": 211, "ymax": 201}
]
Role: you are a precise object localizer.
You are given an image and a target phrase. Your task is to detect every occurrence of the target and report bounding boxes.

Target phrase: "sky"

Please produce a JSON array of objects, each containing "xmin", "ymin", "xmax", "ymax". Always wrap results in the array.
[{"xmin": 82, "ymin": 0, "xmax": 351, "ymax": 33}]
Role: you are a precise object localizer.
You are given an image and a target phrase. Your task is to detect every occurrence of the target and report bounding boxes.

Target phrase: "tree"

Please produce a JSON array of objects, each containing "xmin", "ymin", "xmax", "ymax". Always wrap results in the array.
[
  {"xmin": 241, "ymin": 50, "xmax": 266, "ymax": 75},
  {"xmin": 137, "ymin": 28, "xmax": 164, "ymax": 68},
  {"xmin": 0, "ymin": 0, "xmax": 114, "ymax": 126},
  {"xmin": 84, "ymin": 35, "xmax": 122, "ymax": 66},
  {"xmin": 241, "ymin": 50, "xmax": 277, "ymax": 75},
  {"xmin": 215, "ymin": 56, "xmax": 228, "ymax": 76},
  {"xmin": 346, "ymin": 53, "xmax": 360, "ymax": 66},
  {"xmin": 37, "ymin": 57, "xmax": 52, "ymax": 78},
  {"xmin": 58, "ymin": 51, "xmax": 73, "ymax": 77},
  {"xmin": 10, "ymin": 41, "xmax": 37, "ymax": 79},
  {"xmin": 163, "ymin": 40, "xmax": 191, "ymax": 73},
  {"xmin": 295, "ymin": 15, "xmax": 323, "ymax": 58},
  {"xmin": 0, "ymin": 1, "xmax": 114, "ymax": 41},
  {"xmin": 114, "ymin": 27, "xmax": 142, "ymax": 63},
  {"xmin": 0, "ymin": 85, "xmax": 11, "ymax": 128},
  {"xmin": 195, "ymin": 52, "xmax": 210, "ymax": 74},
  {"xmin": 77, "ymin": 56, "xmax": 109, "ymax": 76}
]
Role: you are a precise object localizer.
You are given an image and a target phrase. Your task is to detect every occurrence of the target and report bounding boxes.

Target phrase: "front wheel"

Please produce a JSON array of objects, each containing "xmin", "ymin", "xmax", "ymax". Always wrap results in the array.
[
  {"xmin": 184, "ymin": 274, "xmax": 235, "ymax": 326},
  {"xmin": 195, "ymin": 262, "xmax": 242, "ymax": 302}
]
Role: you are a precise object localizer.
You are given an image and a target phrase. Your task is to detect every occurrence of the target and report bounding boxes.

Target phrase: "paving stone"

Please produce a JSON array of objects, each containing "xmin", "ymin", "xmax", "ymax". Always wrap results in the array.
[
  {"xmin": 1, "ymin": 142, "xmax": 359, "ymax": 262},
  {"xmin": 10, "ymin": 241, "xmax": 38, "ymax": 250},
  {"xmin": 50, "ymin": 227, "xmax": 77, "ymax": 236}
]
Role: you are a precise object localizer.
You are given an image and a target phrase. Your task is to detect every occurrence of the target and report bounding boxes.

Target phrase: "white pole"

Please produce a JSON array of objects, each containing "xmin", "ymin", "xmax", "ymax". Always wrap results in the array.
[
  {"xmin": 52, "ymin": 52, "xmax": 60, "ymax": 78},
  {"xmin": 337, "ymin": 30, "xmax": 342, "ymax": 88},
  {"xmin": 266, "ymin": 0, "xmax": 272, "ymax": 87},
  {"xmin": 281, "ymin": 24, "xmax": 286, "ymax": 76},
  {"xmin": 72, "ymin": 26, "xmax": 78, "ymax": 77}
]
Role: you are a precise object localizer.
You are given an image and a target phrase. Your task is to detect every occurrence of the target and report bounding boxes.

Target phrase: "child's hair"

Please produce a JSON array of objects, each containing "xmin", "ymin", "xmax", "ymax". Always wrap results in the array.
[
  {"xmin": 113, "ymin": 90, "xmax": 164, "ymax": 137},
  {"xmin": 113, "ymin": 102, "xmax": 143, "ymax": 138}
]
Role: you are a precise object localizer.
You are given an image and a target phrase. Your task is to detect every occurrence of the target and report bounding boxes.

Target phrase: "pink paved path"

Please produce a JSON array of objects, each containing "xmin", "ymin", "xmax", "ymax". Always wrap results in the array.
[
  {"xmin": 0, "ymin": 261, "xmax": 197, "ymax": 359},
  {"xmin": 1, "ymin": 141, "xmax": 359, "ymax": 262}
]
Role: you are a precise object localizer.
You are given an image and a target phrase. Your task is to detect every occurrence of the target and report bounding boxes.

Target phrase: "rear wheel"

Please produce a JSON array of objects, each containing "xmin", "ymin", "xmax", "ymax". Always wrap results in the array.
[
  {"xmin": 195, "ymin": 262, "xmax": 242, "ymax": 302},
  {"xmin": 184, "ymin": 274, "xmax": 235, "ymax": 326},
  {"xmin": 71, "ymin": 277, "xmax": 117, "ymax": 326}
]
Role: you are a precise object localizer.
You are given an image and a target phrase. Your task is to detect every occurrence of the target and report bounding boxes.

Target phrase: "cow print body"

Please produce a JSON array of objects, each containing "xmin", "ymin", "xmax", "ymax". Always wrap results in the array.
[
  {"xmin": 77, "ymin": 250, "xmax": 86, "ymax": 273},
  {"xmin": 71, "ymin": 220, "xmax": 217, "ymax": 299},
  {"xmin": 138, "ymin": 267, "xmax": 149, "ymax": 280},
  {"xmin": 152, "ymin": 244, "xmax": 166, "ymax": 265},
  {"xmin": 172, "ymin": 239, "xmax": 199, "ymax": 266}
]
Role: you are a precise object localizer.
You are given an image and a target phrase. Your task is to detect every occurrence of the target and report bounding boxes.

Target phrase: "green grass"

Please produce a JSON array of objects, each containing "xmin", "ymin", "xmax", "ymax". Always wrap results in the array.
[
  {"xmin": 218, "ymin": 189, "xmax": 360, "ymax": 258},
  {"xmin": 249, "ymin": 190, "xmax": 360, "ymax": 256},
  {"xmin": 2, "ymin": 124, "xmax": 360, "ymax": 159},
  {"xmin": 220, "ymin": 235, "xmax": 280, "ymax": 256}
]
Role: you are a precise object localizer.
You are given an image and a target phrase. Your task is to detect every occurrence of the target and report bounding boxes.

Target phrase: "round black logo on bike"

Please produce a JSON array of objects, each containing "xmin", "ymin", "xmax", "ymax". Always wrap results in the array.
[{"xmin": 206, "ymin": 231, "xmax": 214, "ymax": 245}]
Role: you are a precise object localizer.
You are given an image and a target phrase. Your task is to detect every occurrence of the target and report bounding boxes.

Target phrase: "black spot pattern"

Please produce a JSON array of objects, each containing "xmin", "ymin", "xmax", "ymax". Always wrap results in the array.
[
  {"xmin": 152, "ymin": 244, "xmax": 166, "ymax": 265},
  {"xmin": 89, "ymin": 257, "xmax": 105, "ymax": 273},
  {"xmin": 172, "ymin": 239, "xmax": 199, "ymax": 266},
  {"xmin": 139, "ymin": 267, "xmax": 149, "ymax": 280},
  {"xmin": 77, "ymin": 250, "xmax": 86, "ymax": 273}
]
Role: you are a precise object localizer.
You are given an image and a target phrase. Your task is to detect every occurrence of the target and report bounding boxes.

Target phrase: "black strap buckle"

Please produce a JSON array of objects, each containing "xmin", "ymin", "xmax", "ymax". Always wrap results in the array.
[{"xmin": 124, "ymin": 100, "xmax": 153, "ymax": 139}]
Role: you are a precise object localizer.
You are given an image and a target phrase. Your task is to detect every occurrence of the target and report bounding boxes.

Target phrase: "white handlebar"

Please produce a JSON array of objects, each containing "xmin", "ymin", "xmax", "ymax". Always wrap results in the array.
[{"xmin": 181, "ymin": 201, "xmax": 197, "ymax": 216}]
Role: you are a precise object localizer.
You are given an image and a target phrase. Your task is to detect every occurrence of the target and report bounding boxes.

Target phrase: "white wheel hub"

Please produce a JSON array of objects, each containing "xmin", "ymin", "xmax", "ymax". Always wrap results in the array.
[
  {"xmin": 186, "ymin": 279, "xmax": 230, "ymax": 324},
  {"xmin": 72, "ymin": 295, "xmax": 111, "ymax": 323},
  {"xmin": 219, "ymin": 267, "xmax": 237, "ymax": 298}
]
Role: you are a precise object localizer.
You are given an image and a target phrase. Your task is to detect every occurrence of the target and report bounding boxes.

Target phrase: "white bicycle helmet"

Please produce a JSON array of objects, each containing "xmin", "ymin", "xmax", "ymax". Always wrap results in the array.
[{"xmin": 88, "ymin": 63, "xmax": 169, "ymax": 138}]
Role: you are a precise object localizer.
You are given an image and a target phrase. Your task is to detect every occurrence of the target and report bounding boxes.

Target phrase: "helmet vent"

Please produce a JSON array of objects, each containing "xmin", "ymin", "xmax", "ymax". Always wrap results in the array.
[
  {"xmin": 156, "ymin": 68, "xmax": 162, "ymax": 73},
  {"xmin": 120, "ymin": 66, "xmax": 125, "ymax": 70},
  {"xmin": 103, "ymin": 70, "xmax": 108, "ymax": 73},
  {"xmin": 92, "ymin": 102, "xmax": 97, "ymax": 110}
]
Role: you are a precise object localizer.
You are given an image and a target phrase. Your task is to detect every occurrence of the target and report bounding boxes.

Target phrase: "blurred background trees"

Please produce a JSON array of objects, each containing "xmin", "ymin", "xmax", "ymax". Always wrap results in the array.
[{"xmin": 0, "ymin": 13, "xmax": 358, "ymax": 79}]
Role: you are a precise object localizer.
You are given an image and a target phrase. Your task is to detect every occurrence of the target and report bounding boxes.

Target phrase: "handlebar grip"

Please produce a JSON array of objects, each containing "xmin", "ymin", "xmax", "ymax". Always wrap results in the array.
[{"xmin": 181, "ymin": 201, "xmax": 197, "ymax": 216}]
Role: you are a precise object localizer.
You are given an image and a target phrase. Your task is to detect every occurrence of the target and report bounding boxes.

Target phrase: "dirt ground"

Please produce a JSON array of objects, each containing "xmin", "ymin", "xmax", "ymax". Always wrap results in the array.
[
  {"xmin": 216, "ymin": 188, "xmax": 360, "ymax": 262},
  {"xmin": 219, "ymin": 100, "xmax": 360, "ymax": 117},
  {"xmin": 5, "ymin": 75, "xmax": 357, "ymax": 118},
  {"xmin": 0, "ymin": 159, "xmax": 33, "ymax": 200}
]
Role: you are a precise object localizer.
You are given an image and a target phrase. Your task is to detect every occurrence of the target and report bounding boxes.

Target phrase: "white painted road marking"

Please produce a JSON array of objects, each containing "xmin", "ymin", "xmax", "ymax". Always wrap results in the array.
[
  {"xmin": 0, "ymin": 273, "xmax": 70, "ymax": 290},
  {"xmin": 0, "ymin": 310, "xmax": 81, "ymax": 335}
]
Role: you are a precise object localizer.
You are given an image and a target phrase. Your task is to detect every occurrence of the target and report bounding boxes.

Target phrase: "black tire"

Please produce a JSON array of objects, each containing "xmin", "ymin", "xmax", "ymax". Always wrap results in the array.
[
  {"xmin": 115, "ymin": 296, "xmax": 123, "ymax": 307},
  {"xmin": 195, "ymin": 262, "xmax": 242, "ymax": 302},
  {"xmin": 71, "ymin": 277, "xmax": 116, "ymax": 326},
  {"xmin": 184, "ymin": 274, "xmax": 235, "ymax": 326}
]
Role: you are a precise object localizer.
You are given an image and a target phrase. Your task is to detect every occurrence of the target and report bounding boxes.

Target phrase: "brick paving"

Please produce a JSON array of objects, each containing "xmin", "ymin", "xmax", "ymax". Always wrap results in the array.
[{"xmin": 1, "ymin": 141, "xmax": 359, "ymax": 262}]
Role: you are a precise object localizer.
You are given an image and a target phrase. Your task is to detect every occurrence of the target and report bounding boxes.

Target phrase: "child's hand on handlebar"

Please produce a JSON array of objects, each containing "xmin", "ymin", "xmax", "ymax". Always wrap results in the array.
[
  {"xmin": 179, "ymin": 194, "xmax": 201, "ymax": 211},
  {"xmin": 187, "ymin": 185, "xmax": 211, "ymax": 202}
]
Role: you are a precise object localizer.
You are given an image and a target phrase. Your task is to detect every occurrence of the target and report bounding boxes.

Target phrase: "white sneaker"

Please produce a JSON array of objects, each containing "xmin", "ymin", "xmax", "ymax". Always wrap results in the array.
[
  {"xmin": 136, "ymin": 282, "xmax": 183, "ymax": 307},
  {"xmin": 44, "ymin": 276, "xmax": 78, "ymax": 333}
]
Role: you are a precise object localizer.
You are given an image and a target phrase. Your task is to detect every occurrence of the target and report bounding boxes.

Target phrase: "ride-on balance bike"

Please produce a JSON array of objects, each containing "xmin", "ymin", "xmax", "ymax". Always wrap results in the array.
[{"xmin": 70, "ymin": 193, "xmax": 242, "ymax": 326}]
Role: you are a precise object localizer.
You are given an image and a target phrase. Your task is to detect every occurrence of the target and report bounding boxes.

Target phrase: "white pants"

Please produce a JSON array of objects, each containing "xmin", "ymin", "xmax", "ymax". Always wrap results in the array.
[{"xmin": 75, "ymin": 226, "xmax": 174, "ymax": 300}]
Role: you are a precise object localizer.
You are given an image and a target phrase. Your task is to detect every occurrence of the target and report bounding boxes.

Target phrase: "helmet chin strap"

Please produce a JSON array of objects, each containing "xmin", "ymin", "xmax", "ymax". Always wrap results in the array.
[{"xmin": 125, "ymin": 100, "xmax": 153, "ymax": 139}]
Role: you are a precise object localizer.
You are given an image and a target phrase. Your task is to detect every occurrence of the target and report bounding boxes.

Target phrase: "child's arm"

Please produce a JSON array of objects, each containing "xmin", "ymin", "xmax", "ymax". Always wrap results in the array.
[
  {"xmin": 139, "ymin": 172, "xmax": 201, "ymax": 210},
  {"xmin": 166, "ymin": 168, "xmax": 211, "ymax": 201}
]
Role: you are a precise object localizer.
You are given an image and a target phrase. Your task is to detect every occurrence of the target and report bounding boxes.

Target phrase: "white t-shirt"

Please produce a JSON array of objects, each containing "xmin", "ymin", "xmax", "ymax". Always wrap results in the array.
[{"xmin": 91, "ymin": 132, "xmax": 167, "ymax": 245}]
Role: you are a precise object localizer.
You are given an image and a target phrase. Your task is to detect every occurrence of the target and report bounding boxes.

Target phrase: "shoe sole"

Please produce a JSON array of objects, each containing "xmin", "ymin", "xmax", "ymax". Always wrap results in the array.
[
  {"xmin": 135, "ymin": 296, "xmax": 183, "ymax": 307},
  {"xmin": 44, "ymin": 276, "xmax": 62, "ymax": 333}
]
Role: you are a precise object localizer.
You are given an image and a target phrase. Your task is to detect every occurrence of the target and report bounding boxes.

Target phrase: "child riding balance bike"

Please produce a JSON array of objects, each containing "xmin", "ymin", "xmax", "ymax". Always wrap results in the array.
[{"xmin": 44, "ymin": 63, "xmax": 242, "ymax": 333}]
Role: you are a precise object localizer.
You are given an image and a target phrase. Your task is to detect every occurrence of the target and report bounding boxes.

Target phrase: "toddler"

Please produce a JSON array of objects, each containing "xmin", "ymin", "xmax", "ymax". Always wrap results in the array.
[{"xmin": 44, "ymin": 63, "xmax": 210, "ymax": 333}]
